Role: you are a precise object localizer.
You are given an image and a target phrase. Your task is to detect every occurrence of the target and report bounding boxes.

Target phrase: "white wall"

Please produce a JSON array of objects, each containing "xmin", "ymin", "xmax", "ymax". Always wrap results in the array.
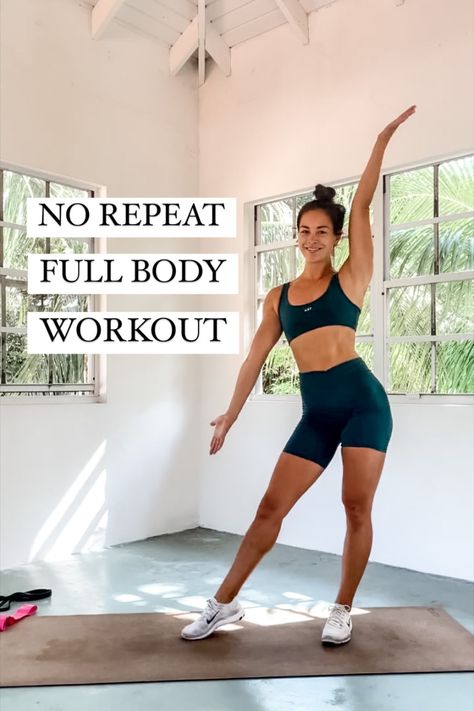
[
  {"xmin": 0, "ymin": 0, "xmax": 200, "ymax": 570},
  {"xmin": 1, "ymin": 0, "xmax": 472, "ymax": 581},
  {"xmin": 198, "ymin": 0, "xmax": 474, "ymax": 581}
]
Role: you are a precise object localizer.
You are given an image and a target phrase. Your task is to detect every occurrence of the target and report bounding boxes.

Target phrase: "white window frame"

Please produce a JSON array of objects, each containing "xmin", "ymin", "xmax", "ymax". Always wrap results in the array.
[
  {"xmin": 0, "ymin": 160, "xmax": 107, "ymax": 406},
  {"xmin": 247, "ymin": 150, "xmax": 474, "ymax": 406}
]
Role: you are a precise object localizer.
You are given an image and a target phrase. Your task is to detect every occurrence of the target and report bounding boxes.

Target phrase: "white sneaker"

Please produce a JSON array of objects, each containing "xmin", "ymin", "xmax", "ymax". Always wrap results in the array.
[
  {"xmin": 181, "ymin": 596, "xmax": 245, "ymax": 640},
  {"xmin": 321, "ymin": 603, "xmax": 352, "ymax": 644}
]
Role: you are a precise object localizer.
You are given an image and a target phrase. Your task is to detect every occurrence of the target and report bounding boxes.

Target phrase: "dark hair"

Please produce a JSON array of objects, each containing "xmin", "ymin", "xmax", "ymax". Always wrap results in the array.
[{"xmin": 297, "ymin": 183, "xmax": 345, "ymax": 235}]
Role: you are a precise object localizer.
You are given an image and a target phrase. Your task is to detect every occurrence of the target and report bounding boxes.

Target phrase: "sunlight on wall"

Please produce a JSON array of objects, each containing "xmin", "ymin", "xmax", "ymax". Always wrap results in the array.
[{"xmin": 29, "ymin": 440, "xmax": 107, "ymax": 561}]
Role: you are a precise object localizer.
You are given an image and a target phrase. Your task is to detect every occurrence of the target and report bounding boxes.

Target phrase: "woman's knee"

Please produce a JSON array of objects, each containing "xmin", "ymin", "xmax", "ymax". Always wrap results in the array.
[
  {"xmin": 255, "ymin": 497, "xmax": 285, "ymax": 522},
  {"xmin": 343, "ymin": 498, "xmax": 372, "ymax": 524}
]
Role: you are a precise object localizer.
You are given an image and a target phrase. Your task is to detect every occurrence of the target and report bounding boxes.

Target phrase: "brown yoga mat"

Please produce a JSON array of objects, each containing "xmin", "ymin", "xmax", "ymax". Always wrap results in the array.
[{"xmin": 1, "ymin": 605, "xmax": 473, "ymax": 687}]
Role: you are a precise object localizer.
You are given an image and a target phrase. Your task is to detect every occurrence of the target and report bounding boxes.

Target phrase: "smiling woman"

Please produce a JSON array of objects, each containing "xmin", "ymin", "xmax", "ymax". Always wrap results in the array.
[
  {"xmin": 184, "ymin": 106, "xmax": 418, "ymax": 648},
  {"xmin": 272, "ymin": 182, "xmax": 359, "ymax": 359}
]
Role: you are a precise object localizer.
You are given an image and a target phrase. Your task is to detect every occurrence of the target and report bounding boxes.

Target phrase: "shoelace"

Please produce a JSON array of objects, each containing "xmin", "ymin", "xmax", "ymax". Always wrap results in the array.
[
  {"xmin": 327, "ymin": 603, "xmax": 351, "ymax": 628},
  {"xmin": 203, "ymin": 597, "xmax": 221, "ymax": 624}
]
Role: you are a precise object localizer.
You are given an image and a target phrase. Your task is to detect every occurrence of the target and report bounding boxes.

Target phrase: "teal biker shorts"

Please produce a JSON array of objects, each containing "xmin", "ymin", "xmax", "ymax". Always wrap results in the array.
[{"xmin": 283, "ymin": 356, "xmax": 393, "ymax": 468}]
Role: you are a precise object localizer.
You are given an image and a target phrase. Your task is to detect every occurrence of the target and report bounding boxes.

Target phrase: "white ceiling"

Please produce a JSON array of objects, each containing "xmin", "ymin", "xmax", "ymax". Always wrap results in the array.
[
  {"xmin": 82, "ymin": 0, "xmax": 339, "ymax": 46},
  {"xmin": 78, "ymin": 0, "xmax": 345, "ymax": 82},
  {"xmin": 77, "ymin": 0, "xmax": 357, "ymax": 83}
]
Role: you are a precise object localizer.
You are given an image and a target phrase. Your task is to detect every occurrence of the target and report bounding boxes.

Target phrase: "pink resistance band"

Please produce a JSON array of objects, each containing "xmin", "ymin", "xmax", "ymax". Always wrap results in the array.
[{"xmin": 0, "ymin": 604, "xmax": 37, "ymax": 631}]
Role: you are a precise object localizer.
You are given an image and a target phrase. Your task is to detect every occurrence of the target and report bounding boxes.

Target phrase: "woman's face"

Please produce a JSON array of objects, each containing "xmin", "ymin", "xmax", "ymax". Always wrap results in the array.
[{"xmin": 297, "ymin": 208, "xmax": 340, "ymax": 261}]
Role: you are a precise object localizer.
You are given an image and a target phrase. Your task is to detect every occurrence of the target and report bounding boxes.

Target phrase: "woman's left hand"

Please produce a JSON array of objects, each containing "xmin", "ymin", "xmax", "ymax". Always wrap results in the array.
[{"xmin": 379, "ymin": 104, "xmax": 416, "ymax": 139}]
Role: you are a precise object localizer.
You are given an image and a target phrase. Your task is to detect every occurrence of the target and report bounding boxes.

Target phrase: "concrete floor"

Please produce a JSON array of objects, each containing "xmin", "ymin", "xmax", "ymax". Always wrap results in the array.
[{"xmin": 0, "ymin": 527, "xmax": 473, "ymax": 711}]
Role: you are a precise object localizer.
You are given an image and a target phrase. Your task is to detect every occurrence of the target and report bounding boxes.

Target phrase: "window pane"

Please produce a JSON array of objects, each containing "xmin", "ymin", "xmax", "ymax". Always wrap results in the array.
[
  {"xmin": 389, "ymin": 225, "xmax": 434, "ymax": 279},
  {"xmin": 436, "ymin": 279, "xmax": 473, "ymax": 335},
  {"xmin": 6, "ymin": 282, "xmax": 41, "ymax": 327},
  {"xmin": 337, "ymin": 183, "xmax": 361, "ymax": 231},
  {"xmin": 3, "ymin": 282, "xmax": 90, "ymax": 387},
  {"xmin": 262, "ymin": 342, "xmax": 299, "ymax": 394},
  {"xmin": 388, "ymin": 342, "xmax": 432, "ymax": 393},
  {"xmin": 356, "ymin": 285, "xmax": 372, "ymax": 336},
  {"xmin": 4, "ymin": 335, "xmax": 91, "ymax": 387},
  {"xmin": 1, "ymin": 172, "xmax": 95, "ymax": 394},
  {"xmin": 389, "ymin": 166, "xmax": 433, "ymax": 225},
  {"xmin": 50, "ymin": 182, "xmax": 89, "ymax": 199},
  {"xmin": 50, "ymin": 237, "xmax": 91, "ymax": 254},
  {"xmin": 2, "ymin": 171, "xmax": 45, "ymax": 225},
  {"xmin": 2, "ymin": 227, "xmax": 46, "ymax": 270},
  {"xmin": 334, "ymin": 235, "xmax": 349, "ymax": 269},
  {"xmin": 2, "ymin": 224, "xmax": 91, "ymax": 272},
  {"xmin": 6, "ymin": 283, "xmax": 88, "ymax": 328},
  {"xmin": 355, "ymin": 340, "xmax": 374, "ymax": 370},
  {"xmin": 256, "ymin": 298, "xmax": 264, "ymax": 327},
  {"xmin": 436, "ymin": 340, "xmax": 474, "ymax": 394},
  {"xmin": 295, "ymin": 192, "xmax": 314, "ymax": 213},
  {"xmin": 52, "ymin": 353, "xmax": 90, "ymax": 384},
  {"xmin": 5, "ymin": 333, "xmax": 48, "ymax": 384},
  {"xmin": 258, "ymin": 199, "xmax": 293, "ymax": 245},
  {"xmin": 388, "ymin": 284, "xmax": 431, "ymax": 336},
  {"xmin": 295, "ymin": 244, "xmax": 305, "ymax": 274},
  {"xmin": 439, "ymin": 217, "xmax": 474, "ymax": 272},
  {"xmin": 439, "ymin": 155, "xmax": 474, "ymax": 215},
  {"xmin": 257, "ymin": 247, "xmax": 294, "ymax": 297}
]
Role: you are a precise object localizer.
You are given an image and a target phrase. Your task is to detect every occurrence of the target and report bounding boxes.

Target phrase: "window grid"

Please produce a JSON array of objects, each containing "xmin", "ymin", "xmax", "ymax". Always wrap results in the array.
[
  {"xmin": 252, "ymin": 180, "xmax": 374, "ymax": 398},
  {"xmin": 252, "ymin": 153, "xmax": 473, "ymax": 402},
  {"xmin": 0, "ymin": 165, "xmax": 99, "ymax": 398},
  {"xmin": 383, "ymin": 155, "xmax": 473, "ymax": 396}
]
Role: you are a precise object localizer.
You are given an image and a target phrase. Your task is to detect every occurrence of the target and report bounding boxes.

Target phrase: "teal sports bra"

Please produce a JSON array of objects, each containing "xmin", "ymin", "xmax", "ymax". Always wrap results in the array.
[{"xmin": 278, "ymin": 272, "xmax": 361, "ymax": 343}]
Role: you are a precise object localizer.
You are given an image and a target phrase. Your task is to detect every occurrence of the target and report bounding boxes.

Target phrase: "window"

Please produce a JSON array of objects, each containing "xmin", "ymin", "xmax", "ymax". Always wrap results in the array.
[
  {"xmin": 253, "ymin": 181, "xmax": 373, "ymax": 395},
  {"xmin": 0, "ymin": 166, "xmax": 99, "ymax": 398},
  {"xmin": 251, "ymin": 153, "xmax": 473, "ymax": 400},
  {"xmin": 384, "ymin": 154, "xmax": 473, "ymax": 395}
]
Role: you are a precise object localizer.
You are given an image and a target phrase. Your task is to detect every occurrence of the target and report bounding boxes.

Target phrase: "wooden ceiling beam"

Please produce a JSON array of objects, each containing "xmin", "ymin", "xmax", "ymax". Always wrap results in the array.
[
  {"xmin": 169, "ymin": 15, "xmax": 199, "ymax": 76},
  {"xmin": 198, "ymin": 0, "xmax": 206, "ymax": 86},
  {"xmin": 170, "ymin": 3, "xmax": 231, "ymax": 83},
  {"xmin": 205, "ymin": 19, "xmax": 231, "ymax": 78},
  {"xmin": 274, "ymin": 0, "xmax": 309, "ymax": 44},
  {"xmin": 92, "ymin": 0, "xmax": 127, "ymax": 40}
]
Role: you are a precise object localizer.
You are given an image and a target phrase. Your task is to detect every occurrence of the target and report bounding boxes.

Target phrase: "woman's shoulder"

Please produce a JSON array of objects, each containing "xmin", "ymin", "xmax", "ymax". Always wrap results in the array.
[
  {"xmin": 267, "ymin": 282, "xmax": 288, "ymax": 316},
  {"xmin": 270, "ymin": 281, "xmax": 288, "ymax": 296}
]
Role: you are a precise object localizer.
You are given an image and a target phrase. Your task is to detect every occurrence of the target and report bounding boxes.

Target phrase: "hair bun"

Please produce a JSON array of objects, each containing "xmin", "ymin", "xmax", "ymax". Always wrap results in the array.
[{"xmin": 313, "ymin": 184, "xmax": 336, "ymax": 203}]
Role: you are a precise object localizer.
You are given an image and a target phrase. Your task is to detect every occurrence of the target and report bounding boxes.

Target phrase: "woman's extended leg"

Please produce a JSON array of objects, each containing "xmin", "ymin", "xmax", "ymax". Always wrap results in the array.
[
  {"xmin": 214, "ymin": 451, "xmax": 325, "ymax": 604},
  {"xmin": 334, "ymin": 446, "xmax": 387, "ymax": 607}
]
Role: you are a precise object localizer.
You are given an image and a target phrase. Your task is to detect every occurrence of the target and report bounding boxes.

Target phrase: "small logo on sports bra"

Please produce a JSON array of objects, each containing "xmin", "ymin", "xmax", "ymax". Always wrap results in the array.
[{"xmin": 304, "ymin": 307, "xmax": 312, "ymax": 312}]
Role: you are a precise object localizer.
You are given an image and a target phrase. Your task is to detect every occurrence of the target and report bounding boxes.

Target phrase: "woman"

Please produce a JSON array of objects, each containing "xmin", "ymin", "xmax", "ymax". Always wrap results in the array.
[{"xmin": 181, "ymin": 105, "xmax": 416, "ymax": 644}]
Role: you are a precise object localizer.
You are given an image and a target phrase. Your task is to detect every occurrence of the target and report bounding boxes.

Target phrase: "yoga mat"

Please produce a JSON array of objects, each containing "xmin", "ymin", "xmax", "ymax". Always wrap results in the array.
[{"xmin": 1, "ymin": 606, "xmax": 473, "ymax": 687}]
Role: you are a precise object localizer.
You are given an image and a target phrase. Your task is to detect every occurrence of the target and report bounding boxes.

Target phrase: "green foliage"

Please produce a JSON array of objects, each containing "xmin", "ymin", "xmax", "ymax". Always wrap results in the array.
[
  {"xmin": 1, "ymin": 172, "xmax": 91, "ymax": 394},
  {"xmin": 1, "ymin": 157, "xmax": 473, "ymax": 395},
  {"xmin": 259, "ymin": 156, "xmax": 473, "ymax": 395}
]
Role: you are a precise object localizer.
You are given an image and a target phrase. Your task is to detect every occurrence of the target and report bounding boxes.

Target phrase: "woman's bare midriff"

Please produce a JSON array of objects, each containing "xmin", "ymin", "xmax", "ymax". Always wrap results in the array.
[
  {"xmin": 273, "ymin": 266, "xmax": 367, "ymax": 372},
  {"xmin": 288, "ymin": 326, "xmax": 359, "ymax": 373}
]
